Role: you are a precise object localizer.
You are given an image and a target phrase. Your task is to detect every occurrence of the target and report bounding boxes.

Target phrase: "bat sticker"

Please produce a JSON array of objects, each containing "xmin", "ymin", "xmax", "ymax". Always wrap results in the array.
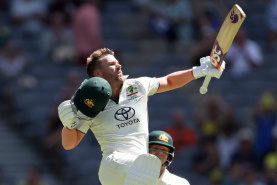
[
  {"xmin": 230, "ymin": 10, "xmax": 239, "ymax": 23},
  {"xmin": 210, "ymin": 40, "xmax": 224, "ymax": 68}
]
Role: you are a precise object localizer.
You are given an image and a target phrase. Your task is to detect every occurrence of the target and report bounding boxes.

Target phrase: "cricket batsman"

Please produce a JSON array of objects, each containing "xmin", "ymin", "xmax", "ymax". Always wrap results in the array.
[
  {"xmin": 58, "ymin": 48, "xmax": 225, "ymax": 185},
  {"xmin": 149, "ymin": 130, "xmax": 190, "ymax": 185}
]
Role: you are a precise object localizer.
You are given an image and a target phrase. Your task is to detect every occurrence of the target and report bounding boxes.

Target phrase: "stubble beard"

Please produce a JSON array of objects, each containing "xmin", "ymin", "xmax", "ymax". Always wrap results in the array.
[
  {"xmin": 107, "ymin": 75, "xmax": 123, "ymax": 89},
  {"xmin": 116, "ymin": 71, "xmax": 124, "ymax": 84},
  {"xmin": 115, "ymin": 77, "xmax": 124, "ymax": 87}
]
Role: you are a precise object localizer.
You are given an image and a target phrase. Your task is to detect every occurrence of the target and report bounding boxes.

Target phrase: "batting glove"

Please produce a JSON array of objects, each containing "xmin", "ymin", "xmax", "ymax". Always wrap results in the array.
[
  {"xmin": 58, "ymin": 100, "xmax": 79, "ymax": 129},
  {"xmin": 192, "ymin": 56, "xmax": 225, "ymax": 79}
]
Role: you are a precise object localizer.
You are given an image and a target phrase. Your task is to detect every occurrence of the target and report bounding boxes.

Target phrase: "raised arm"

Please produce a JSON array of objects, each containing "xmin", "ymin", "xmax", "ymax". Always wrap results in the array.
[
  {"xmin": 156, "ymin": 56, "xmax": 225, "ymax": 93},
  {"xmin": 157, "ymin": 69, "xmax": 194, "ymax": 93},
  {"xmin": 62, "ymin": 127, "xmax": 85, "ymax": 150},
  {"xmin": 58, "ymin": 100, "xmax": 87, "ymax": 150}
]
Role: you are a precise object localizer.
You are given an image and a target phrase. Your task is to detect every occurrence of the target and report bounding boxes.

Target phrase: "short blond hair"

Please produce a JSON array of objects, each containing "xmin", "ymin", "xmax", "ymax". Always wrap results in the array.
[{"xmin": 86, "ymin": 48, "xmax": 114, "ymax": 77}]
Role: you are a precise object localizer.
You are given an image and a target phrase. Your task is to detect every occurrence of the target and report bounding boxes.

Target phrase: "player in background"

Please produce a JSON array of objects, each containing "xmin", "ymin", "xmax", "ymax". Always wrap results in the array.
[
  {"xmin": 149, "ymin": 130, "xmax": 190, "ymax": 185},
  {"xmin": 58, "ymin": 48, "xmax": 225, "ymax": 185}
]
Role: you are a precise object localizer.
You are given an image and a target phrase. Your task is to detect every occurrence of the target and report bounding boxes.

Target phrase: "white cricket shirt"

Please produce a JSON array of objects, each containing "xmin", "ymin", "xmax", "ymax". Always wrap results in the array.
[
  {"xmin": 158, "ymin": 169, "xmax": 190, "ymax": 185},
  {"xmin": 77, "ymin": 77, "xmax": 160, "ymax": 157}
]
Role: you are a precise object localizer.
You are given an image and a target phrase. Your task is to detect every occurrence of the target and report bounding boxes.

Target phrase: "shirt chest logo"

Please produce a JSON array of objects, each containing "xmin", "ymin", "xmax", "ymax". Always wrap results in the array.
[
  {"xmin": 126, "ymin": 85, "xmax": 138, "ymax": 97},
  {"xmin": 114, "ymin": 107, "xmax": 135, "ymax": 121}
]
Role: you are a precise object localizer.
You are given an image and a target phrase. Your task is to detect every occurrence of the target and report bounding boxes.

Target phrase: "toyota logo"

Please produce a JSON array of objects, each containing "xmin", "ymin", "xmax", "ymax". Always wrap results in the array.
[{"xmin": 114, "ymin": 107, "xmax": 135, "ymax": 121}]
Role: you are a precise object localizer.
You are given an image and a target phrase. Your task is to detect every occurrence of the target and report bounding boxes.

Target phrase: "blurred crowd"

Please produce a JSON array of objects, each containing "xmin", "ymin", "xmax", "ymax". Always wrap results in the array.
[
  {"xmin": 135, "ymin": 0, "xmax": 265, "ymax": 78},
  {"xmin": 166, "ymin": 91, "xmax": 277, "ymax": 185},
  {"xmin": 0, "ymin": 0, "xmax": 276, "ymax": 185}
]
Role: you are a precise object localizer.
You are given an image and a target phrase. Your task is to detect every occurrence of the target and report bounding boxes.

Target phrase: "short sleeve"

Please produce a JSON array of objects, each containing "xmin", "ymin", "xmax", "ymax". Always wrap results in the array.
[
  {"xmin": 136, "ymin": 77, "xmax": 160, "ymax": 96},
  {"xmin": 161, "ymin": 169, "xmax": 190, "ymax": 185},
  {"xmin": 76, "ymin": 120, "xmax": 91, "ymax": 134}
]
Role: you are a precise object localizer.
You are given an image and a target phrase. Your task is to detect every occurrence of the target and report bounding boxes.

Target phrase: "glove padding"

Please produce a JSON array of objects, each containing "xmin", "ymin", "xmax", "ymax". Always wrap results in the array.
[
  {"xmin": 58, "ymin": 100, "xmax": 91, "ymax": 129},
  {"xmin": 58, "ymin": 100, "xmax": 78, "ymax": 129},
  {"xmin": 192, "ymin": 56, "xmax": 226, "ymax": 79}
]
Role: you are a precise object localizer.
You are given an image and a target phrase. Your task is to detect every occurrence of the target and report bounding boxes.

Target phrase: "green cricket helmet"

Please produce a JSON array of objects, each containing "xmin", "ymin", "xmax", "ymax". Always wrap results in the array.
[
  {"xmin": 149, "ymin": 130, "xmax": 175, "ymax": 166},
  {"xmin": 72, "ymin": 77, "xmax": 112, "ymax": 118}
]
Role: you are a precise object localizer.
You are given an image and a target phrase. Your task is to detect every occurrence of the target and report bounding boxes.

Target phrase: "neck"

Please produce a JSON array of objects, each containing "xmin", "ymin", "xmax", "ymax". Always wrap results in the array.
[
  {"xmin": 111, "ymin": 84, "xmax": 122, "ymax": 98},
  {"xmin": 111, "ymin": 78, "xmax": 125, "ymax": 98}
]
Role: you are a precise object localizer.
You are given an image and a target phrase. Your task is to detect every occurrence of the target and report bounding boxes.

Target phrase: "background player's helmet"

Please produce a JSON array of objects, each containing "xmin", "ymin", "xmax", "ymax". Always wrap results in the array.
[
  {"xmin": 72, "ymin": 77, "xmax": 112, "ymax": 118},
  {"xmin": 149, "ymin": 130, "xmax": 175, "ymax": 166}
]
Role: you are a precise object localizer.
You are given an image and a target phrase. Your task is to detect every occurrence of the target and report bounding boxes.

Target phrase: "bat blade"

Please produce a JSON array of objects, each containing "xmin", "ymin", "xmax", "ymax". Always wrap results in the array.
[{"xmin": 199, "ymin": 4, "xmax": 246, "ymax": 94}]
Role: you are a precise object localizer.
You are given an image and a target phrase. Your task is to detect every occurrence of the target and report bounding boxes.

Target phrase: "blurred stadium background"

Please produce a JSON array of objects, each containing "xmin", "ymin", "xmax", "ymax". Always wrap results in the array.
[{"xmin": 0, "ymin": 0, "xmax": 277, "ymax": 184}]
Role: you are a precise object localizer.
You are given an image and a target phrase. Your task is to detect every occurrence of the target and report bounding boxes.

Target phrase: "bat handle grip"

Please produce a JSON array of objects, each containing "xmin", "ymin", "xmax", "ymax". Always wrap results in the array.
[{"xmin": 200, "ymin": 75, "xmax": 212, "ymax": 94}]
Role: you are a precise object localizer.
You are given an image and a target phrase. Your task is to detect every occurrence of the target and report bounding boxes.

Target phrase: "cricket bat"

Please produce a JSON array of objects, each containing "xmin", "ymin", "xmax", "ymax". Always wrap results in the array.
[{"xmin": 199, "ymin": 4, "xmax": 246, "ymax": 94}]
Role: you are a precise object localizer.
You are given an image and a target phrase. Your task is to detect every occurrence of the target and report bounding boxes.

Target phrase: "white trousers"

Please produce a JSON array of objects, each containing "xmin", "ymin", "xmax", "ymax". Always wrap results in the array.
[{"xmin": 99, "ymin": 151, "xmax": 138, "ymax": 185}]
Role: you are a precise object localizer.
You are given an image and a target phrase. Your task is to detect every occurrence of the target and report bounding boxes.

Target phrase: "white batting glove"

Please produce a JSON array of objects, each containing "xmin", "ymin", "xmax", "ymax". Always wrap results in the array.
[
  {"xmin": 192, "ymin": 56, "xmax": 225, "ymax": 79},
  {"xmin": 58, "ymin": 100, "xmax": 93, "ymax": 130},
  {"xmin": 58, "ymin": 100, "xmax": 79, "ymax": 129}
]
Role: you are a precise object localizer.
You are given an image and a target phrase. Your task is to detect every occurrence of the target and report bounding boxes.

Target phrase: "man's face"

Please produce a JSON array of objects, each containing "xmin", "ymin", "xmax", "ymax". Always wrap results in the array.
[
  {"xmin": 149, "ymin": 144, "xmax": 170, "ymax": 165},
  {"xmin": 95, "ymin": 55, "xmax": 124, "ymax": 86}
]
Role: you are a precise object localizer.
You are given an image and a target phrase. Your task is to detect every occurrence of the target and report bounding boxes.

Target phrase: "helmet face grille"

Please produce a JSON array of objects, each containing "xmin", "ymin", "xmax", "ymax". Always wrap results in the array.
[{"xmin": 165, "ymin": 152, "xmax": 174, "ymax": 167}]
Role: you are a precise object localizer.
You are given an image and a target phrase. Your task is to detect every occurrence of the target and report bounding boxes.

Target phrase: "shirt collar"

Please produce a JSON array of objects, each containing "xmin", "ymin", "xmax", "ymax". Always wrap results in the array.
[{"xmin": 159, "ymin": 169, "xmax": 170, "ymax": 183}]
